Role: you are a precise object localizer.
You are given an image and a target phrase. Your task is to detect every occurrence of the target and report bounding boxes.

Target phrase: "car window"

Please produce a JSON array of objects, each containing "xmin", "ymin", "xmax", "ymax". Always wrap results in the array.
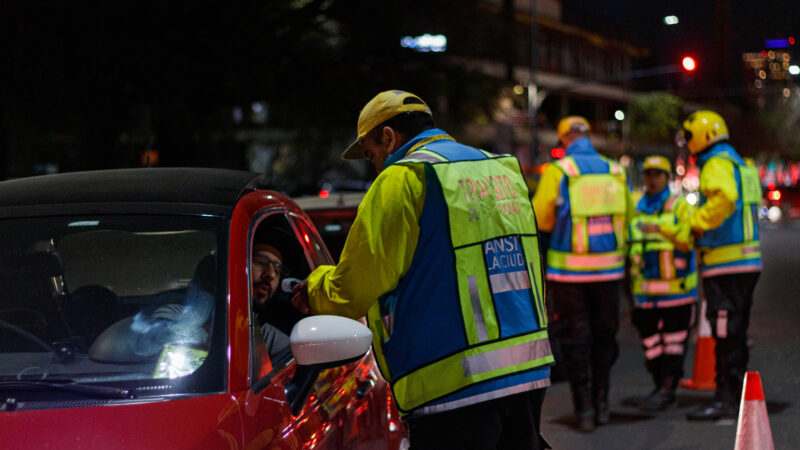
[
  {"xmin": 0, "ymin": 215, "xmax": 227, "ymax": 400},
  {"xmin": 248, "ymin": 211, "xmax": 311, "ymax": 384},
  {"xmin": 289, "ymin": 213, "xmax": 334, "ymax": 266}
]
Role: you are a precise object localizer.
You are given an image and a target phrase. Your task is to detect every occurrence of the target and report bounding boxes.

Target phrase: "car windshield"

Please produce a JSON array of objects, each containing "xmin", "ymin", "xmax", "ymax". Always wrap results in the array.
[{"xmin": 0, "ymin": 215, "xmax": 226, "ymax": 400}]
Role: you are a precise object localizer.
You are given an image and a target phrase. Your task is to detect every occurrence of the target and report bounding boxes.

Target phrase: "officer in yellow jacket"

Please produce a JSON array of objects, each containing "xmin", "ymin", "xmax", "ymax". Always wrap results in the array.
[
  {"xmin": 532, "ymin": 116, "xmax": 633, "ymax": 432},
  {"xmin": 628, "ymin": 155, "xmax": 697, "ymax": 411},
  {"xmin": 292, "ymin": 90, "xmax": 552, "ymax": 449},
  {"xmin": 676, "ymin": 110, "xmax": 762, "ymax": 420}
]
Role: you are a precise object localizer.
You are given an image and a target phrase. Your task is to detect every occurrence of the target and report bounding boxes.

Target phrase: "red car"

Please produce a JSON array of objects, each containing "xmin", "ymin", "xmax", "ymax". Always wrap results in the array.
[{"xmin": 0, "ymin": 168, "xmax": 407, "ymax": 449}]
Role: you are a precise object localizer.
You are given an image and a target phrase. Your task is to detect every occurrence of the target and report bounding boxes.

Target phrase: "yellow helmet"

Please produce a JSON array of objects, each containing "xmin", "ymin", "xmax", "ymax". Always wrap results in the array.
[
  {"xmin": 643, "ymin": 155, "xmax": 671, "ymax": 174},
  {"xmin": 676, "ymin": 110, "xmax": 729, "ymax": 154},
  {"xmin": 557, "ymin": 116, "xmax": 591, "ymax": 141}
]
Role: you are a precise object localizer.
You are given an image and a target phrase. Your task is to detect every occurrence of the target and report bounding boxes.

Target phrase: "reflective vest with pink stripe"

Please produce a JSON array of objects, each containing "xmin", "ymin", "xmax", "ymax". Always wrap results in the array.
[
  {"xmin": 546, "ymin": 138, "xmax": 628, "ymax": 283},
  {"xmin": 629, "ymin": 189, "xmax": 698, "ymax": 308},
  {"xmin": 696, "ymin": 143, "xmax": 762, "ymax": 277}
]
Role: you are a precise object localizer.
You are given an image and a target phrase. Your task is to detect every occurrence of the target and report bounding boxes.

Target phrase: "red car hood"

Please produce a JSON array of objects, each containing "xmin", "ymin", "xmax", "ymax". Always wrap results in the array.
[{"xmin": 0, "ymin": 393, "xmax": 244, "ymax": 449}]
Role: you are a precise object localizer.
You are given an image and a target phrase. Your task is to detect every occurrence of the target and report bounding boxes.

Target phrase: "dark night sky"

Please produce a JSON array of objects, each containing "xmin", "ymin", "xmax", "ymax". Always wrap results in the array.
[
  {"xmin": 563, "ymin": 0, "xmax": 799, "ymax": 71},
  {"xmin": 1, "ymin": 0, "xmax": 798, "ymax": 177},
  {"xmin": 563, "ymin": 1, "xmax": 798, "ymax": 51}
]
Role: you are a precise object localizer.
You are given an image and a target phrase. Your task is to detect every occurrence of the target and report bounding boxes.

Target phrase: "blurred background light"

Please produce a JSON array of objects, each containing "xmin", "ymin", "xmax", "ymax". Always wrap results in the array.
[
  {"xmin": 400, "ymin": 34, "xmax": 447, "ymax": 52},
  {"xmin": 768, "ymin": 206, "xmax": 782, "ymax": 222},
  {"xmin": 682, "ymin": 56, "xmax": 697, "ymax": 72},
  {"xmin": 765, "ymin": 38, "xmax": 790, "ymax": 49},
  {"xmin": 663, "ymin": 15, "xmax": 679, "ymax": 25}
]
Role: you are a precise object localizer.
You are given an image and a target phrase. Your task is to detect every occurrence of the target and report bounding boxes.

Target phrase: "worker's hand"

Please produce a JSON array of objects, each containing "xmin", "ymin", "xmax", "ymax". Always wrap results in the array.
[{"xmin": 290, "ymin": 279, "xmax": 311, "ymax": 315}]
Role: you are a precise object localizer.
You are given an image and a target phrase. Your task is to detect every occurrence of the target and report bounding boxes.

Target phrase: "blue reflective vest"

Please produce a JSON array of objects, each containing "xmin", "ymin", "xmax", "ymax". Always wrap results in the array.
[
  {"xmin": 629, "ymin": 188, "xmax": 698, "ymax": 308},
  {"xmin": 366, "ymin": 132, "xmax": 552, "ymax": 417},
  {"xmin": 696, "ymin": 143, "xmax": 762, "ymax": 277},
  {"xmin": 547, "ymin": 137, "xmax": 628, "ymax": 282}
]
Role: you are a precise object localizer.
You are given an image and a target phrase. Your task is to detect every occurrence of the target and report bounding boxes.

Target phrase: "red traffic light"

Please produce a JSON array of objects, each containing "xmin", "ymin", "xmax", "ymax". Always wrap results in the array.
[{"xmin": 681, "ymin": 56, "xmax": 697, "ymax": 72}]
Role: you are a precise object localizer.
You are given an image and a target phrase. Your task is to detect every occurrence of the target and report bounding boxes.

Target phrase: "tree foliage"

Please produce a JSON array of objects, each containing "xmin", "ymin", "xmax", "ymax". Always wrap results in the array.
[{"xmin": 629, "ymin": 92, "xmax": 682, "ymax": 143}]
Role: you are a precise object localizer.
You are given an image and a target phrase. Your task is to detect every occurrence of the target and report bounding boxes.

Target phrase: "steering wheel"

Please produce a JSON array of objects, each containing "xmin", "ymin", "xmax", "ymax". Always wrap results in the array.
[{"xmin": 0, "ymin": 318, "xmax": 55, "ymax": 354}]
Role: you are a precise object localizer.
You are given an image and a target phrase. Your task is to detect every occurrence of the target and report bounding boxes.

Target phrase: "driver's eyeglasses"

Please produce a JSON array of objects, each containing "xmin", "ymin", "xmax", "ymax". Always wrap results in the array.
[{"xmin": 252, "ymin": 255, "xmax": 285, "ymax": 276}]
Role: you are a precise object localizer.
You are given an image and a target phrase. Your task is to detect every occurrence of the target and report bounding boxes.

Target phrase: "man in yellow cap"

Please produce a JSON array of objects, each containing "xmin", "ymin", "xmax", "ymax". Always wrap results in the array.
[
  {"xmin": 292, "ymin": 90, "xmax": 553, "ymax": 449},
  {"xmin": 628, "ymin": 155, "xmax": 697, "ymax": 411},
  {"xmin": 532, "ymin": 115, "xmax": 632, "ymax": 432},
  {"xmin": 676, "ymin": 110, "xmax": 761, "ymax": 420}
]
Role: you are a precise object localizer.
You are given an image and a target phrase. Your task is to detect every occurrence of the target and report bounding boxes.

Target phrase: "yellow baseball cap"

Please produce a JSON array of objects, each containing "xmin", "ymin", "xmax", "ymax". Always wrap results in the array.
[
  {"xmin": 341, "ymin": 90, "xmax": 432, "ymax": 160},
  {"xmin": 642, "ymin": 155, "xmax": 671, "ymax": 173},
  {"xmin": 556, "ymin": 116, "xmax": 591, "ymax": 141}
]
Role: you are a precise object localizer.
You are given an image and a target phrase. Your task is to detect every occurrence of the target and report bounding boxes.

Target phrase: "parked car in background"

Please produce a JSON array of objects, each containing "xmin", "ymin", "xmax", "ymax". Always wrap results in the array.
[
  {"xmin": 0, "ymin": 168, "xmax": 406, "ymax": 449},
  {"xmin": 295, "ymin": 192, "xmax": 365, "ymax": 262}
]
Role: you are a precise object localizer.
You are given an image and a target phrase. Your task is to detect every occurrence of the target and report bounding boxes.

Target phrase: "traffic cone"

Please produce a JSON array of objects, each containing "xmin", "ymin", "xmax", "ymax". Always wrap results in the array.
[
  {"xmin": 680, "ymin": 299, "xmax": 716, "ymax": 390},
  {"xmin": 734, "ymin": 371, "xmax": 774, "ymax": 450}
]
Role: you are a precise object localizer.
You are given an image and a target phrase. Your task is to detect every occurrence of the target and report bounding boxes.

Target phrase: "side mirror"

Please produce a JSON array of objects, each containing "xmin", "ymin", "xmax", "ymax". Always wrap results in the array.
[{"xmin": 285, "ymin": 316, "xmax": 372, "ymax": 415}]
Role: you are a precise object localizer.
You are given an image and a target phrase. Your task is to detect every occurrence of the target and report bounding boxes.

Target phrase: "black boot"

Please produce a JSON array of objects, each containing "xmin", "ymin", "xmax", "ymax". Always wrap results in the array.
[
  {"xmin": 595, "ymin": 400, "xmax": 610, "ymax": 425},
  {"xmin": 686, "ymin": 396, "xmax": 738, "ymax": 420},
  {"xmin": 639, "ymin": 389, "xmax": 677, "ymax": 411},
  {"xmin": 572, "ymin": 385, "xmax": 595, "ymax": 432},
  {"xmin": 687, "ymin": 339, "xmax": 738, "ymax": 420},
  {"xmin": 640, "ymin": 374, "xmax": 678, "ymax": 411},
  {"xmin": 593, "ymin": 377, "xmax": 610, "ymax": 425}
]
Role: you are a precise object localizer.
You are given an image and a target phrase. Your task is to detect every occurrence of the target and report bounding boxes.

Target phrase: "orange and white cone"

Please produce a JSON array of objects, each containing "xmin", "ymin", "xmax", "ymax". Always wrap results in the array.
[
  {"xmin": 680, "ymin": 298, "xmax": 716, "ymax": 390},
  {"xmin": 734, "ymin": 371, "xmax": 774, "ymax": 450}
]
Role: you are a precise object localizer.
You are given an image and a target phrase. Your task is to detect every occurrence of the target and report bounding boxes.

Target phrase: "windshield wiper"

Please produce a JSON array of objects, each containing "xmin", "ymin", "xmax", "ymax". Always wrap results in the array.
[{"xmin": 0, "ymin": 380, "xmax": 135, "ymax": 400}]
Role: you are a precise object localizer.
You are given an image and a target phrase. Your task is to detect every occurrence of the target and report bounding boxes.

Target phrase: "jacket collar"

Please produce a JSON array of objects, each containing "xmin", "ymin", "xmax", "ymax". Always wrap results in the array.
[
  {"xmin": 385, "ymin": 128, "xmax": 450, "ymax": 168},
  {"xmin": 637, "ymin": 187, "xmax": 671, "ymax": 214},
  {"xmin": 565, "ymin": 137, "xmax": 598, "ymax": 157},
  {"xmin": 696, "ymin": 141, "xmax": 743, "ymax": 166}
]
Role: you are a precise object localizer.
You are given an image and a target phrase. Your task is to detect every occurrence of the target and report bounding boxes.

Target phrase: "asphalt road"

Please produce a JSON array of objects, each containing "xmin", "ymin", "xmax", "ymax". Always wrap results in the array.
[{"xmin": 540, "ymin": 219, "xmax": 799, "ymax": 449}]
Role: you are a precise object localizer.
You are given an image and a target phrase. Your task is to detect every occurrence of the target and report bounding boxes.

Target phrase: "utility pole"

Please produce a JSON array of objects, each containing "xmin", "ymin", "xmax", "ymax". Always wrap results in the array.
[
  {"xmin": 528, "ymin": 0, "xmax": 539, "ymax": 164},
  {"xmin": 503, "ymin": 0, "xmax": 515, "ymax": 81}
]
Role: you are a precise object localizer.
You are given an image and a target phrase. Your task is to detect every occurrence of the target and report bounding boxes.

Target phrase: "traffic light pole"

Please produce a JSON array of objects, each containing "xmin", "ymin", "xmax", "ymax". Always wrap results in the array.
[{"xmin": 528, "ymin": 0, "xmax": 539, "ymax": 164}]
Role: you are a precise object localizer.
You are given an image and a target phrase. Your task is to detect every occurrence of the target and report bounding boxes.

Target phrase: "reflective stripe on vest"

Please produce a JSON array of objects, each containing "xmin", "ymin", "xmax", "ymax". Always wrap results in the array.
[
  {"xmin": 381, "ymin": 146, "xmax": 552, "ymax": 414},
  {"xmin": 632, "ymin": 276, "xmax": 696, "ymax": 295},
  {"xmin": 391, "ymin": 330, "xmax": 552, "ymax": 414},
  {"xmin": 548, "ymin": 250, "xmax": 625, "ymax": 270},
  {"xmin": 701, "ymin": 242, "xmax": 761, "ymax": 267}
]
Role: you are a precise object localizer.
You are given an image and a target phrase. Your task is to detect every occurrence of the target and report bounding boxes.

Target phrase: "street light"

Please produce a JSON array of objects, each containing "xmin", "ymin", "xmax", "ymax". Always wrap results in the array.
[
  {"xmin": 790, "ymin": 65, "xmax": 800, "ymax": 76},
  {"xmin": 663, "ymin": 15, "xmax": 679, "ymax": 26},
  {"xmin": 614, "ymin": 110, "xmax": 625, "ymax": 121}
]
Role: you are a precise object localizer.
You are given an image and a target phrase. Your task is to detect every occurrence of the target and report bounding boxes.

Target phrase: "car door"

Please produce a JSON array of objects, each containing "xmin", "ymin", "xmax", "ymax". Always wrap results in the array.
[
  {"xmin": 237, "ymin": 207, "xmax": 338, "ymax": 449},
  {"xmin": 287, "ymin": 213, "xmax": 403, "ymax": 450}
]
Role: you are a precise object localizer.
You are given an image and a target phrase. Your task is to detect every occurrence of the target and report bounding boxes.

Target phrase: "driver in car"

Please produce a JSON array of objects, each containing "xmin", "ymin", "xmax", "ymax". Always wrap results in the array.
[{"xmin": 251, "ymin": 243, "xmax": 290, "ymax": 357}]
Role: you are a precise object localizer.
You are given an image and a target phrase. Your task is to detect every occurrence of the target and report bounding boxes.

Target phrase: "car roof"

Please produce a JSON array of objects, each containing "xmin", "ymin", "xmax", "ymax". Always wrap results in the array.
[{"xmin": 0, "ymin": 168, "xmax": 266, "ymax": 217}]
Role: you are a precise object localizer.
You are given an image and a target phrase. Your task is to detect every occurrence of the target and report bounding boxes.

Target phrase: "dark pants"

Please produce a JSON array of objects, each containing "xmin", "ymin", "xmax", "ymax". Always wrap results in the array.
[
  {"xmin": 406, "ymin": 389, "xmax": 547, "ymax": 450},
  {"xmin": 703, "ymin": 272, "xmax": 760, "ymax": 405},
  {"xmin": 631, "ymin": 303, "xmax": 694, "ymax": 392},
  {"xmin": 547, "ymin": 280, "xmax": 620, "ymax": 413}
]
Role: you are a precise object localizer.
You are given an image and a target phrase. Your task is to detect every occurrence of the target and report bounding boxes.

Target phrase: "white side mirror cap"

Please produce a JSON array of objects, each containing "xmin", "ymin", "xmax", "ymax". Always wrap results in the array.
[{"xmin": 290, "ymin": 315, "xmax": 372, "ymax": 366}]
